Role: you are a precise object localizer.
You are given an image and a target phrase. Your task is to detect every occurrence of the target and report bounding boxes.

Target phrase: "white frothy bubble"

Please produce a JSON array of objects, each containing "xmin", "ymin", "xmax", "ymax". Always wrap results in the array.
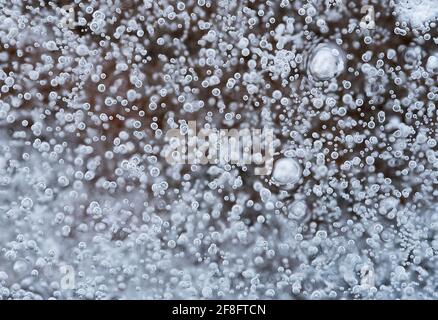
[
  {"xmin": 272, "ymin": 158, "xmax": 302, "ymax": 186},
  {"xmin": 287, "ymin": 200, "xmax": 307, "ymax": 220},
  {"xmin": 426, "ymin": 54, "xmax": 438, "ymax": 74},
  {"xmin": 308, "ymin": 43, "xmax": 345, "ymax": 81}
]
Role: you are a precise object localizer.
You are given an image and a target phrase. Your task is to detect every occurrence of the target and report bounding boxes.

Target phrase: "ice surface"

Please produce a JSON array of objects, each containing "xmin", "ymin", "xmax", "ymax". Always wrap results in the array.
[{"xmin": 0, "ymin": 0, "xmax": 437, "ymax": 300}]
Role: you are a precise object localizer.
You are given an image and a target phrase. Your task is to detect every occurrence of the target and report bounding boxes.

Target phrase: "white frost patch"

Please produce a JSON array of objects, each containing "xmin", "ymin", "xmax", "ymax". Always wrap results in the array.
[{"xmin": 395, "ymin": 0, "xmax": 438, "ymax": 29}]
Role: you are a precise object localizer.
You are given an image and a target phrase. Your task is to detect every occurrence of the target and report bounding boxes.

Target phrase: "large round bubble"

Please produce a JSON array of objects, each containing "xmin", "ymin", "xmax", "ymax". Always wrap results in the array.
[{"xmin": 308, "ymin": 43, "xmax": 346, "ymax": 81}]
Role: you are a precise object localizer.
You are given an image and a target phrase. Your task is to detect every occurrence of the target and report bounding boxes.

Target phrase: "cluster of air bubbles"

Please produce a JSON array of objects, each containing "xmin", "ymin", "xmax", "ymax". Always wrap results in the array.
[{"xmin": 1, "ymin": 0, "xmax": 438, "ymax": 300}]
